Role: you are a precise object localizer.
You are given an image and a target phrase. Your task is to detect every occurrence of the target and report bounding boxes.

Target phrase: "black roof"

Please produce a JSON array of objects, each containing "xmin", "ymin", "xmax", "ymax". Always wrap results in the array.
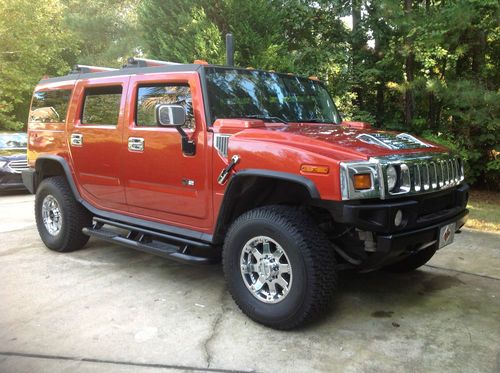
[
  {"xmin": 38, "ymin": 64, "xmax": 205, "ymax": 85},
  {"xmin": 38, "ymin": 63, "xmax": 311, "ymax": 86}
]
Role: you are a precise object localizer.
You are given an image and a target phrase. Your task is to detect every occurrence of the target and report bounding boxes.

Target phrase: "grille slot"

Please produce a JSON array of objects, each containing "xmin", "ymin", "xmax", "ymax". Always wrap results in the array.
[
  {"xmin": 214, "ymin": 134, "xmax": 230, "ymax": 157},
  {"xmin": 8, "ymin": 159, "xmax": 28, "ymax": 174}
]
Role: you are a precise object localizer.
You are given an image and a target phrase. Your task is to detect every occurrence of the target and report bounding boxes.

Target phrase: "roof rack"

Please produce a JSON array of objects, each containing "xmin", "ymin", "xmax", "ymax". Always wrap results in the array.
[
  {"xmin": 124, "ymin": 57, "xmax": 181, "ymax": 68},
  {"xmin": 70, "ymin": 64, "xmax": 118, "ymax": 74}
]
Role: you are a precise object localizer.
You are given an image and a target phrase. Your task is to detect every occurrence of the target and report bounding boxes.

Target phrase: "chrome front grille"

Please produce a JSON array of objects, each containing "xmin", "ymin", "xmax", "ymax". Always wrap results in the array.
[
  {"xmin": 8, "ymin": 159, "xmax": 29, "ymax": 174},
  {"xmin": 409, "ymin": 159, "xmax": 462, "ymax": 192},
  {"xmin": 214, "ymin": 134, "xmax": 230, "ymax": 157},
  {"xmin": 379, "ymin": 154, "xmax": 464, "ymax": 198},
  {"xmin": 422, "ymin": 158, "xmax": 462, "ymax": 190},
  {"xmin": 340, "ymin": 152, "xmax": 465, "ymax": 200}
]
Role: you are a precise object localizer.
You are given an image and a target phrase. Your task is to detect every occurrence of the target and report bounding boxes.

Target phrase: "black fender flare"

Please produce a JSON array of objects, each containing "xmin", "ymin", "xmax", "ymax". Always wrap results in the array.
[
  {"xmin": 31, "ymin": 155, "xmax": 83, "ymax": 202},
  {"xmin": 213, "ymin": 169, "xmax": 320, "ymax": 243}
]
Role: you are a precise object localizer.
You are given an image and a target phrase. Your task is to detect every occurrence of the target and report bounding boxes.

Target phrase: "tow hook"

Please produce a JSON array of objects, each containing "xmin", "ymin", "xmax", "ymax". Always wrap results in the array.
[{"xmin": 218, "ymin": 155, "xmax": 240, "ymax": 185}]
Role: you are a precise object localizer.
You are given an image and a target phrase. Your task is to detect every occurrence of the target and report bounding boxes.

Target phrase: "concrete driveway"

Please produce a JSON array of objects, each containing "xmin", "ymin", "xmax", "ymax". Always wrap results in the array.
[{"xmin": 1, "ymin": 193, "xmax": 499, "ymax": 373}]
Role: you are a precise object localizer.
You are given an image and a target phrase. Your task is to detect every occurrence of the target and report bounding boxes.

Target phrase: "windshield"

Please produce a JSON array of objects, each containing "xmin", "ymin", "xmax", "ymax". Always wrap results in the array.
[
  {"xmin": 0, "ymin": 133, "xmax": 27, "ymax": 149},
  {"xmin": 205, "ymin": 67, "xmax": 341, "ymax": 124}
]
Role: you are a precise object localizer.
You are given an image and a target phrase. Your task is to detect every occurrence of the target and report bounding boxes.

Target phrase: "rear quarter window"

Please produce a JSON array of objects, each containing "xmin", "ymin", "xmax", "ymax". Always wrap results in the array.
[
  {"xmin": 81, "ymin": 86, "xmax": 122, "ymax": 125},
  {"xmin": 30, "ymin": 90, "xmax": 72, "ymax": 123}
]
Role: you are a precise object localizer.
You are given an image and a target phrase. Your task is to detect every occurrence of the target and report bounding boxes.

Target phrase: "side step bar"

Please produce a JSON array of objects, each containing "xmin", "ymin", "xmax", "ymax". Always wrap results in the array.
[{"xmin": 82, "ymin": 217, "xmax": 218, "ymax": 265}]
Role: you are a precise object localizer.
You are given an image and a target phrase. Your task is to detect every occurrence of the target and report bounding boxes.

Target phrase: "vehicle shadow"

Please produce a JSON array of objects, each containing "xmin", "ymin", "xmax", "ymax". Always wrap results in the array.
[{"xmin": 0, "ymin": 189, "xmax": 30, "ymax": 197}]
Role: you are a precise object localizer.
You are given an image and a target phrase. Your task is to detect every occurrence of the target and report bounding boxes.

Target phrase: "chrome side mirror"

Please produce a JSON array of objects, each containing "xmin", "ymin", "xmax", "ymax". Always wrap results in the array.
[
  {"xmin": 155, "ymin": 104, "xmax": 195, "ymax": 156},
  {"xmin": 156, "ymin": 104, "xmax": 186, "ymax": 127}
]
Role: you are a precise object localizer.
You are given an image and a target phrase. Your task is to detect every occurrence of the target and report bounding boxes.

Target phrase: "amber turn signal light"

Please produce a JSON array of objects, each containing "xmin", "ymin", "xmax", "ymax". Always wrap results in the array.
[
  {"xmin": 300, "ymin": 165, "xmax": 329, "ymax": 174},
  {"xmin": 353, "ymin": 173, "xmax": 372, "ymax": 190}
]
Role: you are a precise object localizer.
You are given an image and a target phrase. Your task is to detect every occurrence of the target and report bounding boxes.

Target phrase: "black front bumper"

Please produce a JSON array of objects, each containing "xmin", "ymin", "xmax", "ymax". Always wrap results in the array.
[
  {"xmin": 358, "ymin": 209, "xmax": 468, "ymax": 270},
  {"xmin": 377, "ymin": 208, "xmax": 468, "ymax": 253},
  {"xmin": 324, "ymin": 184, "xmax": 469, "ymax": 234},
  {"xmin": 318, "ymin": 184, "xmax": 470, "ymax": 270}
]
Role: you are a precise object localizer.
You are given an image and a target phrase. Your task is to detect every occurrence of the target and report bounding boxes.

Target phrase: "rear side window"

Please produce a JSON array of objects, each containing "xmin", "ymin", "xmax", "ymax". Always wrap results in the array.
[
  {"xmin": 82, "ymin": 86, "xmax": 122, "ymax": 125},
  {"xmin": 30, "ymin": 90, "xmax": 72, "ymax": 123}
]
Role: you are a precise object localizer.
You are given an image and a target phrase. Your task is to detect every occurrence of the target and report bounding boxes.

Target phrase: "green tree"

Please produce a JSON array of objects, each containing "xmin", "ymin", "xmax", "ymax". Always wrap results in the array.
[
  {"xmin": 139, "ymin": 0, "xmax": 224, "ymax": 64},
  {"xmin": 0, "ymin": 0, "xmax": 76, "ymax": 130},
  {"xmin": 62, "ymin": 0, "xmax": 141, "ymax": 67},
  {"xmin": 139, "ymin": 0, "xmax": 304, "ymax": 70}
]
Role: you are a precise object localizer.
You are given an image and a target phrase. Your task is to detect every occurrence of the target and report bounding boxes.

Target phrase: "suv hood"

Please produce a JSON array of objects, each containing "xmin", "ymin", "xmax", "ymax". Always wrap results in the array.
[{"xmin": 228, "ymin": 122, "xmax": 445, "ymax": 161}]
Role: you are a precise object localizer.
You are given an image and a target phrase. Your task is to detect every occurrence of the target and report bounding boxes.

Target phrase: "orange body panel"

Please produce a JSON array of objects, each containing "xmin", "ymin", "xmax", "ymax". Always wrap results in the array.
[
  {"xmin": 27, "ymin": 67, "xmax": 447, "ymax": 237},
  {"xmin": 121, "ymin": 72, "xmax": 213, "ymax": 231}
]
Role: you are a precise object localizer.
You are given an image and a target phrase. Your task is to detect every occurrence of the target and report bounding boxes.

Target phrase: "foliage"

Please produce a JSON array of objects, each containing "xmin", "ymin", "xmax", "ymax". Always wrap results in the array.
[
  {"xmin": 139, "ymin": 0, "xmax": 293, "ymax": 69},
  {"xmin": 62, "ymin": 0, "xmax": 141, "ymax": 67},
  {"xmin": 0, "ymin": 0, "xmax": 498, "ymax": 187},
  {"xmin": 0, "ymin": 0, "xmax": 76, "ymax": 130}
]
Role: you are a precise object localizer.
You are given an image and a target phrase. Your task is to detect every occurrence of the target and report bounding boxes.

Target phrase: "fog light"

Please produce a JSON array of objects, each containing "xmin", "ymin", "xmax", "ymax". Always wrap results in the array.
[{"xmin": 394, "ymin": 209, "xmax": 403, "ymax": 227}]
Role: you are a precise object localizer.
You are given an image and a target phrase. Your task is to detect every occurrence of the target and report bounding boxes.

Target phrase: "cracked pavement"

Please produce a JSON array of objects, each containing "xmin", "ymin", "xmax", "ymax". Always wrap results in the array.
[{"xmin": 0, "ymin": 192, "xmax": 499, "ymax": 373}]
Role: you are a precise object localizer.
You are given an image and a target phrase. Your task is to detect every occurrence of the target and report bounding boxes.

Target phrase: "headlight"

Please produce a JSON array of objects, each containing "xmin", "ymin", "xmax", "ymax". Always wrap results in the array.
[
  {"xmin": 386, "ymin": 165, "xmax": 397, "ymax": 191},
  {"xmin": 0, "ymin": 161, "xmax": 7, "ymax": 168}
]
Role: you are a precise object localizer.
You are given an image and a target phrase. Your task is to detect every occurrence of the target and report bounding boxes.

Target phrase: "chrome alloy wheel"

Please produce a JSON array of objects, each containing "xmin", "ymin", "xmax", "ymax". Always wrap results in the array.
[
  {"xmin": 240, "ymin": 236, "xmax": 293, "ymax": 304},
  {"xmin": 42, "ymin": 195, "xmax": 62, "ymax": 236}
]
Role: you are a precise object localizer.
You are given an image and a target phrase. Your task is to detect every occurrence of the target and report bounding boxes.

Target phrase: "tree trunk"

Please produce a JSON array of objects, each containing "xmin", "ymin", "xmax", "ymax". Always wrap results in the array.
[
  {"xmin": 425, "ymin": 0, "xmax": 438, "ymax": 130},
  {"xmin": 373, "ymin": 10, "xmax": 385, "ymax": 127},
  {"xmin": 404, "ymin": 0, "xmax": 414, "ymax": 128},
  {"xmin": 376, "ymin": 82, "xmax": 385, "ymax": 127},
  {"xmin": 351, "ymin": 0, "xmax": 364, "ymax": 110},
  {"xmin": 471, "ymin": 29, "xmax": 486, "ymax": 81}
]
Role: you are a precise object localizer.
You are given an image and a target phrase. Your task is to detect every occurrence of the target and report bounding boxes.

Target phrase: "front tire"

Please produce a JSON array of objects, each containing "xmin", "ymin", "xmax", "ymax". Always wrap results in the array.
[
  {"xmin": 35, "ymin": 176, "xmax": 92, "ymax": 252},
  {"xmin": 223, "ymin": 206, "xmax": 337, "ymax": 330}
]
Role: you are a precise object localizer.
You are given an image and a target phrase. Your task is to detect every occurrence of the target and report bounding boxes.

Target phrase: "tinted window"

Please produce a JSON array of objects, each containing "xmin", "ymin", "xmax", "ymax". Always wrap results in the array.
[
  {"xmin": 136, "ymin": 85, "xmax": 195, "ymax": 129},
  {"xmin": 30, "ymin": 90, "xmax": 72, "ymax": 123},
  {"xmin": 82, "ymin": 86, "xmax": 122, "ymax": 125},
  {"xmin": 205, "ymin": 67, "xmax": 340, "ymax": 124}
]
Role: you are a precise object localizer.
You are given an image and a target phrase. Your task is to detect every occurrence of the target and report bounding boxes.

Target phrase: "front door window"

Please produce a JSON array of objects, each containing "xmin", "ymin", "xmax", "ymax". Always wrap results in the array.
[{"xmin": 136, "ymin": 85, "xmax": 195, "ymax": 129}]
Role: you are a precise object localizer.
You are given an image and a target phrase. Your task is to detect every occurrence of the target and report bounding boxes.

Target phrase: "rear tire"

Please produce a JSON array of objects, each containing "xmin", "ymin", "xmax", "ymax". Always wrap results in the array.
[
  {"xmin": 223, "ymin": 206, "xmax": 337, "ymax": 330},
  {"xmin": 35, "ymin": 176, "xmax": 92, "ymax": 252},
  {"xmin": 382, "ymin": 245, "xmax": 437, "ymax": 273}
]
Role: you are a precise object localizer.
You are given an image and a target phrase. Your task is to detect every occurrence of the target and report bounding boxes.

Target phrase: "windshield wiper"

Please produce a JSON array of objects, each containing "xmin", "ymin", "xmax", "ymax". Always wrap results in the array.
[
  {"xmin": 298, "ymin": 118, "xmax": 337, "ymax": 124},
  {"xmin": 245, "ymin": 115, "xmax": 288, "ymax": 124}
]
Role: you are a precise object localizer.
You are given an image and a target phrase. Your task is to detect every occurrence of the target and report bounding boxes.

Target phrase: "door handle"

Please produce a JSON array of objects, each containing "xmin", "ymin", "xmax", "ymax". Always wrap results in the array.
[
  {"xmin": 70, "ymin": 133, "xmax": 83, "ymax": 147},
  {"xmin": 128, "ymin": 137, "xmax": 145, "ymax": 152}
]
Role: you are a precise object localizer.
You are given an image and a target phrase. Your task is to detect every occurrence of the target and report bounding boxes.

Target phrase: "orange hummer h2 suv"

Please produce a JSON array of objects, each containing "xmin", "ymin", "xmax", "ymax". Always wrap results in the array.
[{"xmin": 23, "ymin": 41, "xmax": 469, "ymax": 329}]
